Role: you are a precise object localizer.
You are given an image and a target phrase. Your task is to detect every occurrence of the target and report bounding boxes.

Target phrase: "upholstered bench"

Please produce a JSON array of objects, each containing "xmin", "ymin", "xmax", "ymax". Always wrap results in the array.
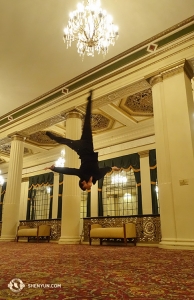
[
  {"xmin": 89, "ymin": 223, "xmax": 136, "ymax": 246},
  {"xmin": 16, "ymin": 225, "xmax": 51, "ymax": 242}
]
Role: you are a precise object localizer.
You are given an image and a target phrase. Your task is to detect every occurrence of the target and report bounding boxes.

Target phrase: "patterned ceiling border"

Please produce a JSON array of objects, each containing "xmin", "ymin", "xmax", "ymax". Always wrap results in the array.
[
  {"xmin": 19, "ymin": 80, "xmax": 150, "ymax": 136},
  {"xmin": 0, "ymin": 17, "xmax": 193, "ymax": 129},
  {"xmin": 21, "ymin": 115, "xmax": 65, "ymax": 136}
]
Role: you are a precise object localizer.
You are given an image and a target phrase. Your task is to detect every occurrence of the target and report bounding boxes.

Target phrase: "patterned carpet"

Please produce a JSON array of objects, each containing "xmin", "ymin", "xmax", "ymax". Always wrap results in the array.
[{"xmin": 0, "ymin": 242, "xmax": 194, "ymax": 299}]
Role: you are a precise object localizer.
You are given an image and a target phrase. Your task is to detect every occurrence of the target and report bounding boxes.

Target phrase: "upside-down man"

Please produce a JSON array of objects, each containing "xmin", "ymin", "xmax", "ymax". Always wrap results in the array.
[{"xmin": 45, "ymin": 90, "xmax": 120, "ymax": 190}]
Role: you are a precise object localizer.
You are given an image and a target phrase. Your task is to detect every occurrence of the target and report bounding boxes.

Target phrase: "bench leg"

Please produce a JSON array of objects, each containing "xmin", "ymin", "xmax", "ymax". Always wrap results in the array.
[
  {"xmin": 100, "ymin": 238, "xmax": 102, "ymax": 245},
  {"xmin": 89, "ymin": 237, "xmax": 92, "ymax": 245}
]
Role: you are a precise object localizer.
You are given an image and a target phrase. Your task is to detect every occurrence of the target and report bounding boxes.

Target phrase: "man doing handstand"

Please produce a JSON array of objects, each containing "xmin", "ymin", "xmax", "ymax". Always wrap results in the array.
[{"xmin": 45, "ymin": 90, "xmax": 120, "ymax": 190}]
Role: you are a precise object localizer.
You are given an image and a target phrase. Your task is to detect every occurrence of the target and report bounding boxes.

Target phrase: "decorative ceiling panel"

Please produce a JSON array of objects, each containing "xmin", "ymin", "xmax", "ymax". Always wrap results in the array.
[{"xmin": 122, "ymin": 88, "xmax": 153, "ymax": 116}]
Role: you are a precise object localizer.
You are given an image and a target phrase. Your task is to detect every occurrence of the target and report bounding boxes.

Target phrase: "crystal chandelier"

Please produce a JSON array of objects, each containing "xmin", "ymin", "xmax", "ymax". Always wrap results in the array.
[
  {"xmin": 63, "ymin": 0, "xmax": 119, "ymax": 58},
  {"xmin": 55, "ymin": 150, "xmax": 65, "ymax": 167}
]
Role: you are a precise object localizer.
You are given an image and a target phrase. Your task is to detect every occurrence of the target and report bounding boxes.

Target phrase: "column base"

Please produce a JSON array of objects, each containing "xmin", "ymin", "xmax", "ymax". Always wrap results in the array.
[
  {"xmin": 0, "ymin": 236, "xmax": 16, "ymax": 242},
  {"xmin": 58, "ymin": 236, "xmax": 80, "ymax": 245},
  {"xmin": 159, "ymin": 239, "xmax": 194, "ymax": 250}
]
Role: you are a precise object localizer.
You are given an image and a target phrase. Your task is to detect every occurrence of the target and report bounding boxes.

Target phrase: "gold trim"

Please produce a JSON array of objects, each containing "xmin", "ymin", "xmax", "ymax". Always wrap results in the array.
[{"xmin": 150, "ymin": 165, "xmax": 157, "ymax": 169}]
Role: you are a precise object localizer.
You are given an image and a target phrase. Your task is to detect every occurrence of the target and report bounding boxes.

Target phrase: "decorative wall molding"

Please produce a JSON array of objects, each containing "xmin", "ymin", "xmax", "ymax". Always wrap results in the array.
[
  {"xmin": 20, "ymin": 115, "xmax": 65, "ymax": 136},
  {"xmin": 148, "ymin": 59, "xmax": 194, "ymax": 85}
]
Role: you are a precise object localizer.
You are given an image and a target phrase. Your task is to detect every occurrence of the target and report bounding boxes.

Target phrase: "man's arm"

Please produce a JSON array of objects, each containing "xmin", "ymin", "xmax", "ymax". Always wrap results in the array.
[
  {"xmin": 46, "ymin": 131, "xmax": 67, "ymax": 144},
  {"xmin": 45, "ymin": 165, "xmax": 80, "ymax": 176}
]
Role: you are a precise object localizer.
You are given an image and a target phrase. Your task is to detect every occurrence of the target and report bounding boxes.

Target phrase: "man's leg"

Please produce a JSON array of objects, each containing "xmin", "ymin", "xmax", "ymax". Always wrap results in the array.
[
  {"xmin": 46, "ymin": 131, "xmax": 82, "ymax": 153},
  {"xmin": 46, "ymin": 91, "xmax": 93, "ymax": 154},
  {"xmin": 80, "ymin": 90, "xmax": 93, "ymax": 151}
]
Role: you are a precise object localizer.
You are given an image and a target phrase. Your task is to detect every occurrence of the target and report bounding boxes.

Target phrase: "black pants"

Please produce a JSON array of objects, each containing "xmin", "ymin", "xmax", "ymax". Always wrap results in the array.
[{"xmin": 47, "ymin": 93, "xmax": 93, "ymax": 156}]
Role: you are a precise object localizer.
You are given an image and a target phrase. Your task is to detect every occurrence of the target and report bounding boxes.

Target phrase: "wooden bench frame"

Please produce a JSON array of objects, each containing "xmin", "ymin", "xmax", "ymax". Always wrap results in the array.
[
  {"xmin": 89, "ymin": 223, "xmax": 136, "ymax": 246},
  {"xmin": 16, "ymin": 225, "xmax": 51, "ymax": 242}
]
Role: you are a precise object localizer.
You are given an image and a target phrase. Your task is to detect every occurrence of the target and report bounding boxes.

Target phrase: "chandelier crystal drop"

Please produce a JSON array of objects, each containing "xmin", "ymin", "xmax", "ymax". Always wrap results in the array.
[{"xmin": 63, "ymin": 0, "xmax": 119, "ymax": 58}]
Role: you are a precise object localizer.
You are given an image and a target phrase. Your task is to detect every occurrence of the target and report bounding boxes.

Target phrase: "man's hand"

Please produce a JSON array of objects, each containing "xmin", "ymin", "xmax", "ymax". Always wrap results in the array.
[
  {"xmin": 112, "ymin": 166, "xmax": 121, "ymax": 171},
  {"xmin": 44, "ymin": 164, "xmax": 55, "ymax": 171}
]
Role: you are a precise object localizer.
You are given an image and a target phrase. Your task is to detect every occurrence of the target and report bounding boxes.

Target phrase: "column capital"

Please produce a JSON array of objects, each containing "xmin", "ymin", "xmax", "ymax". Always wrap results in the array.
[
  {"xmin": 149, "ymin": 75, "xmax": 163, "ymax": 87},
  {"xmin": 7, "ymin": 132, "xmax": 26, "ymax": 141},
  {"xmin": 148, "ymin": 59, "xmax": 194, "ymax": 86},
  {"xmin": 138, "ymin": 150, "xmax": 150, "ymax": 158},
  {"xmin": 65, "ymin": 110, "xmax": 83, "ymax": 120},
  {"xmin": 161, "ymin": 59, "xmax": 193, "ymax": 80}
]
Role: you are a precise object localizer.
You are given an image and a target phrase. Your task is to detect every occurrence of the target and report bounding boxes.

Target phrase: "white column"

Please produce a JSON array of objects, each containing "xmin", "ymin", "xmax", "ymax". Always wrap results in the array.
[
  {"xmin": 52, "ymin": 173, "xmax": 59, "ymax": 219},
  {"xmin": 0, "ymin": 134, "xmax": 24, "ymax": 241},
  {"xmin": 91, "ymin": 182, "xmax": 98, "ymax": 217},
  {"xmin": 150, "ymin": 60, "xmax": 194, "ymax": 249},
  {"xmin": 19, "ymin": 179, "xmax": 29, "ymax": 220},
  {"xmin": 138, "ymin": 151, "xmax": 152, "ymax": 214},
  {"xmin": 59, "ymin": 111, "xmax": 82, "ymax": 244}
]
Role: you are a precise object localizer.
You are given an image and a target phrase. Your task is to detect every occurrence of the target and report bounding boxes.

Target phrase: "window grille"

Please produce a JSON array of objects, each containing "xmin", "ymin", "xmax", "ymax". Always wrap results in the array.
[
  {"xmin": 102, "ymin": 169, "xmax": 138, "ymax": 216},
  {"xmin": 30, "ymin": 186, "xmax": 51, "ymax": 220}
]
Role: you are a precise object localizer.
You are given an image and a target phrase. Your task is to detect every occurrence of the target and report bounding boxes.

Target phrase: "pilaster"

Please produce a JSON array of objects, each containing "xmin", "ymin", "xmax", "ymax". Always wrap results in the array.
[
  {"xmin": 149, "ymin": 59, "xmax": 194, "ymax": 249},
  {"xmin": 52, "ymin": 173, "xmax": 59, "ymax": 219},
  {"xmin": 138, "ymin": 151, "xmax": 152, "ymax": 214},
  {"xmin": 91, "ymin": 182, "xmax": 98, "ymax": 217}
]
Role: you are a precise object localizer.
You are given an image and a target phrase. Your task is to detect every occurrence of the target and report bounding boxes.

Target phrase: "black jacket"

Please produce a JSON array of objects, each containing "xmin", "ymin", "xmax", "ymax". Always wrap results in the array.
[{"xmin": 53, "ymin": 151, "xmax": 111, "ymax": 184}]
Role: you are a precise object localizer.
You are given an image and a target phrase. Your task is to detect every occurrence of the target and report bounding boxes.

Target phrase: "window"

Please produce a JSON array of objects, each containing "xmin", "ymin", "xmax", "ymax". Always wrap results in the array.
[
  {"xmin": 102, "ymin": 169, "xmax": 138, "ymax": 216},
  {"xmin": 80, "ymin": 191, "xmax": 87, "ymax": 219},
  {"xmin": 30, "ymin": 186, "xmax": 51, "ymax": 220}
]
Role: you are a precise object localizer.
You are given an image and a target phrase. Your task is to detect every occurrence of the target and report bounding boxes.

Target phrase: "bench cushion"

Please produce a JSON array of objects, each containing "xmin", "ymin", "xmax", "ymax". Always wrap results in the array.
[
  {"xmin": 90, "ymin": 227, "xmax": 124, "ymax": 238},
  {"xmin": 17, "ymin": 228, "xmax": 37, "ymax": 237}
]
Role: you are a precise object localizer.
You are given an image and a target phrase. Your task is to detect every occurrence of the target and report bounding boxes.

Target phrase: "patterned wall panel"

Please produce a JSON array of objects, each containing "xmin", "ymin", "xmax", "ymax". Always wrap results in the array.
[{"xmin": 83, "ymin": 215, "xmax": 161, "ymax": 243}]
